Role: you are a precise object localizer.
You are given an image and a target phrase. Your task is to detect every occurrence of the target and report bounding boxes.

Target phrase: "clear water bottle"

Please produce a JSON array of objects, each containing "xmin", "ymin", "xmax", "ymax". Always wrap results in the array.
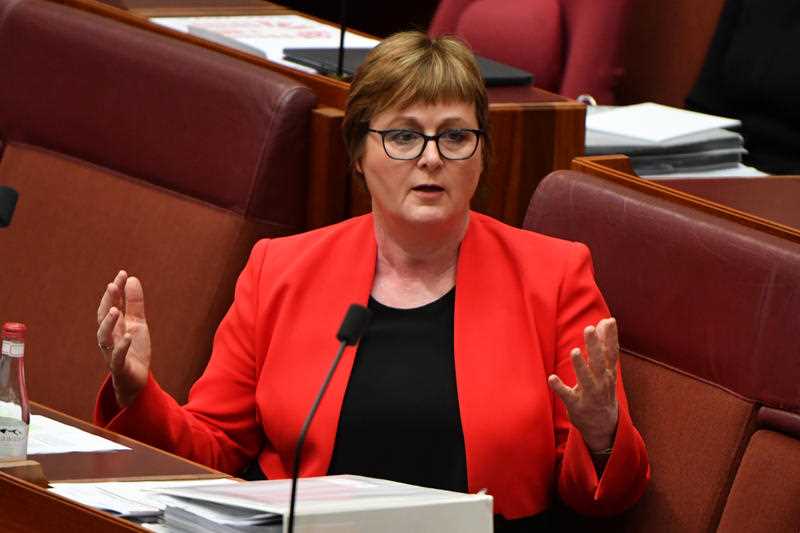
[{"xmin": 0, "ymin": 322, "xmax": 29, "ymax": 460}]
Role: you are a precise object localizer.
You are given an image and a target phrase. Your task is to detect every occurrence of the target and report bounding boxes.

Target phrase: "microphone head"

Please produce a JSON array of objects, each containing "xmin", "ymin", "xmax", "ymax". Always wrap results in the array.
[
  {"xmin": 336, "ymin": 304, "xmax": 372, "ymax": 346},
  {"xmin": 0, "ymin": 186, "xmax": 18, "ymax": 228}
]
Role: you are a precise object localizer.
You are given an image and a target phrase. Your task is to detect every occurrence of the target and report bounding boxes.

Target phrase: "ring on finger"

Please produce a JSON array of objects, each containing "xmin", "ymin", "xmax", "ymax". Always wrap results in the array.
[{"xmin": 98, "ymin": 341, "xmax": 114, "ymax": 352}]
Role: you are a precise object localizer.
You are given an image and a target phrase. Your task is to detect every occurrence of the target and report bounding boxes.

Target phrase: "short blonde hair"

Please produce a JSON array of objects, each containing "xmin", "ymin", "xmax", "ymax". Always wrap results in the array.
[{"xmin": 343, "ymin": 31, "xmax": 491, "ymax": 178}]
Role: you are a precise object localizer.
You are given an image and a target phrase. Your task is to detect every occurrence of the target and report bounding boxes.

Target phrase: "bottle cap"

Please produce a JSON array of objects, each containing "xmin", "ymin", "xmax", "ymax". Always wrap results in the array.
[{"xmin": 2, "ymin": 322, "xmax": 27, "ymax": 340}]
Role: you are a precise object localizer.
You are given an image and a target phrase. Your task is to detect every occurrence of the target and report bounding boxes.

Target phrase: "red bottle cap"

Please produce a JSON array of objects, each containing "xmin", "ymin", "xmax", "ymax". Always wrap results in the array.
[{"xmin": 2, "ymin": 322, "xmax": 27, "ymax": 339}]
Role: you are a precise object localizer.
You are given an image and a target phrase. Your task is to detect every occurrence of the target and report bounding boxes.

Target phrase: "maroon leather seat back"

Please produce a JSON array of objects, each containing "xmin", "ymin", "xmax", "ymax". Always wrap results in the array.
[
  {"xmin": 429, "ymin": 0, "xmax": 633, "ymax": 104},
  {"xmin": 0, "ymin": 0, "xmax": 316, "ymax": 421},
  {"xmin": 525, "ymin": 170, "xmax": 800, "ymax": 413},
  {"xmin": 0, "ymin": 0, "xmax": 316, "ymax": 229},
  {"xmin": 523, "ymin": 169, "xmax": 800, "ymax": 530}
]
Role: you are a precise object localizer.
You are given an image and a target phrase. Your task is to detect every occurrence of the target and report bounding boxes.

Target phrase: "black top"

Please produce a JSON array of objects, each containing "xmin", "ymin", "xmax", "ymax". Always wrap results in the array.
[
  {"xmin": 241, "ymin": 287, "xmax": 552, "ymax": 530},
  {"xmin": 327, "ymin": 288, "xmax": 468, "ymax": 493}
]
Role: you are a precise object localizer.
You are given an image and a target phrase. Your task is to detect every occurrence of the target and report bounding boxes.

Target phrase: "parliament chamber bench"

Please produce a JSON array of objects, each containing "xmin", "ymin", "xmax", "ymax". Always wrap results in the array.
[
  {"xmin": 0, "ymin": 0, "xmax": 316, "ymax": 421},
  {"xmin": 6, "ymin": 0, "xmax": 799, "ymax": 530},
  {"xmin": 526, "ymin": 158, "xmax": 800, "ymax": 532},
  {"xmin": 73, "ymin": 0, "xmax": 589, "ymax": 229}
]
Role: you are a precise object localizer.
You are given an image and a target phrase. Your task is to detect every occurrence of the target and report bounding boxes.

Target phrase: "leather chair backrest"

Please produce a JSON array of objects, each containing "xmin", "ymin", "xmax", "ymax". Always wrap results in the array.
[
  {"xmin": 0, "ymin": 0, "xmax": 316, "ymax": 228},
  {"xmin": 429, "ymin": 0, "xmax": 633, "ymax": 104},
  {"xmin": 0, "ymin": 0, "xmax": 316, "ymax": 420},
  {"xmin": 525, "ymin": 170, "xmax": 800, "ymax": 413},
  {"xmin": 526, "ymin": 169, "xmax": 800, "ymax": 531}
]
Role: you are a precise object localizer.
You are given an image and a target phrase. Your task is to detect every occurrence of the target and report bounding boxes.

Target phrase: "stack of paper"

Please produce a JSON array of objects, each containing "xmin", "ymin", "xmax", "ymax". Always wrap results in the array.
[
  {"xmin": 154, "ymin": 475, "xmax": 492, "ymax": 533},
  {"xmin": 49, "ymin": 478, "xmax": 238, "ymax": 520},
  {"xmin": 51, "ymin": 475, "xmax": 493, "ymax": 532},
  {"xmin": 585, "ymin": 103, "xmax": 750, "ymax": 176},
  {"xmin": 162, "ymin": 502, "xmax": 280, "ymax": 532},
  {"xmin": 150, "ymin": 15, "xmax": 380, "ymax": 73},
  {"xmin": 28, "ymin": 413, "xmax": 130, "ymax": 454}
]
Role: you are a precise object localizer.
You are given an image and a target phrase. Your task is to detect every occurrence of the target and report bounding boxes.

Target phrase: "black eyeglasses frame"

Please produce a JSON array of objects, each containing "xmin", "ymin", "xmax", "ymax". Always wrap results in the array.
[{"xmin": 366, "ymin": 128, "xmax": 484, "ymax": 161}]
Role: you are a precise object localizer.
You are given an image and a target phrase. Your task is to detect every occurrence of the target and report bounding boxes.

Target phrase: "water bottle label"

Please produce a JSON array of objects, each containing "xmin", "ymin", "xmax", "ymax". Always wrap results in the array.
[
  {"xmin": 0, "ymin": 417, "xmax": 28, "ymax": 459},
  {"xmin": 1, "ymin": 340, "xmax": 24, "ymax": 358}
]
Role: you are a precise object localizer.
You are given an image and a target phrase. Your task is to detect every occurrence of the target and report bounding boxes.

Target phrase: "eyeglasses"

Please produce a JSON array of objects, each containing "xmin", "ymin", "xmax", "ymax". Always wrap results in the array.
[{"xmin": 367, "ymin": 128, "xmax": 484, "ymax": 160}]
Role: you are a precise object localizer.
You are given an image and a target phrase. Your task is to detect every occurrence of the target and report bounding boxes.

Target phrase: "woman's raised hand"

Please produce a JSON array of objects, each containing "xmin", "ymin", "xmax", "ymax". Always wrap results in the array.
[
  {"xmin": 96, "ymin": 270, "xmax": 152, "ymax": 408},
  {"xmin": 548, "ymin": 318, "xmax": 620, "ymax": 453}
]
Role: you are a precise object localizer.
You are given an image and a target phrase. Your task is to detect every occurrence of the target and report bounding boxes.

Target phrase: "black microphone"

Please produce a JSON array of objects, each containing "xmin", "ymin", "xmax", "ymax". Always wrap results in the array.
[
  {"xmin": 0, "ymin": 186, "xmax": 18, "ymax": 228},
  {"xmin": 287, "ymin": 303, "xmax": 371, "ymax": 533}
]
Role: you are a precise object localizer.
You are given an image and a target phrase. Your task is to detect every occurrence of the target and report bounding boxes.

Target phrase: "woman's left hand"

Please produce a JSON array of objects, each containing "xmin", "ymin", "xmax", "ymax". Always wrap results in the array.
[{"xmin": 548, "ymin": 317, "xmax": 620, "ymax": 453}]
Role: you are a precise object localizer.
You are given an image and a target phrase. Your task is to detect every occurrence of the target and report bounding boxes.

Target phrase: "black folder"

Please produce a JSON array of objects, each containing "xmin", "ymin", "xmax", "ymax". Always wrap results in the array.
[{"xmin": 283, "ymin": 47, "xmax": 534, "ymax": 87}]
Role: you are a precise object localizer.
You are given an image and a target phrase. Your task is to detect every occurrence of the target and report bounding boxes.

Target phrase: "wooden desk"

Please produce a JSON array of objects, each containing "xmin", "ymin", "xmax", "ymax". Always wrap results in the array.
[
  {"xmin": 111, "ymin": 0, "xmax": 290, "ymax": 18},
  {"xmin": 1, "ymin": 402, "xmax": 225, "ymax": 532},
  {"xmin": 30, "ymin": 402, "xmax": 223, "ymax": 482},
  {"xmin": 651, "ymin": 176, "xmax": 800, "ymax": 231},
  {"xmin": 50, "ymin": 0, "xmax": 585, "ymax": 229},
  {"xmin": 570, "ymin": 155, "xmax": 800, "ymax": 242}
]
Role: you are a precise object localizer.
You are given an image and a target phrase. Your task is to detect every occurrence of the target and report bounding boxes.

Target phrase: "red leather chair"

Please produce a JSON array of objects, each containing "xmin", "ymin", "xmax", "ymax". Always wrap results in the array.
[
  {"xmin": 429, "ymin": 0, "xmax": 633, "ymax": 104},
  {"xmin": 0, "ymin": 0, "xmax": 316, "ymax": 421},
  {"xmin": 526, "ymin": 169, "xmax": 800, "ymax": 531}
]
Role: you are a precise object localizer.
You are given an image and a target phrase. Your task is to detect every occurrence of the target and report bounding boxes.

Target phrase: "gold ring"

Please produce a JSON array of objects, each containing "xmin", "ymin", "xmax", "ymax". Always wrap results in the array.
[{"xmin": 98, "ymin": 342, "xmax": 113, "ymax": 352}]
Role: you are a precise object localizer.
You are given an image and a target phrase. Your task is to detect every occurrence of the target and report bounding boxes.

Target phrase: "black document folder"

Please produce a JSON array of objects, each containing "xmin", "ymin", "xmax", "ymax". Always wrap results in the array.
[{"xmin": 283, "ymin": 47, "xmax": 534, "ymax": 87}]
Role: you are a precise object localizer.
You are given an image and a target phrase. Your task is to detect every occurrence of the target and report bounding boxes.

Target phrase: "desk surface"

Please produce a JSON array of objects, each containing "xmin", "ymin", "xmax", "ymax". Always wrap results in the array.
[
  {"xmin": 1, "ymin": 403, "xmax": 226, "ymax": 532},
  {"xmin": 652, "ymin": 177, "xmax": 800, "ymax": 231},
  {"xmin": 571, "ymin": 155, "xmax": 800, "ymax": 243},
  {"xmin": 31, "ymin": 402, "xmax": 223, "ymax": 482},
  {"xmin": 110, "ymin": 0, "xmax": 289, "ymax": 17},
  {"xmin": 110, "ymin": 0, "xmax": 573, "ymax": 106}
]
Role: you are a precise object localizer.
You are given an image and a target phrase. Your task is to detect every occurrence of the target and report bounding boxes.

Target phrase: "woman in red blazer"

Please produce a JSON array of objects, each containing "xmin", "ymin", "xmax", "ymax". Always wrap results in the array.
[{"xmin": 95, "ymin": 31, "xmax": 649, "ymax": 529}]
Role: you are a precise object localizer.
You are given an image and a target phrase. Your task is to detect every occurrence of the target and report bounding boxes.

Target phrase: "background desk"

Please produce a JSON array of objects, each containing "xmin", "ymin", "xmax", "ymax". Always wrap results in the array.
[
  {"xmin": 1, "ymin": 402, "xmax": 225, "ymax": 532},
  {"xmin": 571, "ymin": 155, "xmax": 800, "ymax": 242},
  {"xmin": 651, "ymin": 176, "xmax": 800, "ymax": 231},
  {"xmin": 52, "ymin": 0, "xmax": 586, "ymax": 229}
]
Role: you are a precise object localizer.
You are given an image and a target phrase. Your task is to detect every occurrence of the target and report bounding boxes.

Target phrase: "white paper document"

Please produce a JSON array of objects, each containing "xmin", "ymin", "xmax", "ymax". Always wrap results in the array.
[
  {"xmin": 49, "ymin": 478, "xmax": 236, "ymax": 518},
  {"xmin": 586, "ymin": 102, "xmax": 741, "ymax": 143},
  {"xmin": 155, "ymin": 475, "xmax": 493, "ymax": 533},
  {"xmin": 52, "ymin": 475, "xmax": 492, "ymax": 532},
  {"xmin": 28, "ymin": 414, "xmax": 130, "ymax": 454},
  {"xmin": 643, "ymin": 163, "xmax": 768, "ymax": 179},
  {"xmin": 150, "ymin": 15, "xmax": 380, "ymax": 72}
]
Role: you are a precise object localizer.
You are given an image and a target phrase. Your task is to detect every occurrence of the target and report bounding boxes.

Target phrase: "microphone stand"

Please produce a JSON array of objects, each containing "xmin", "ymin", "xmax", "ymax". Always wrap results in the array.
[
  {"xmin": 336, "ymin": 0, "xmax": 347, "ymax": 79},
  {"xmin": 287, "ymin": 303, "xmax": 370, "ymax": 533},
  {"xmin": 287, "ymin": 339, "xmax": 349, "ymax": 533}
]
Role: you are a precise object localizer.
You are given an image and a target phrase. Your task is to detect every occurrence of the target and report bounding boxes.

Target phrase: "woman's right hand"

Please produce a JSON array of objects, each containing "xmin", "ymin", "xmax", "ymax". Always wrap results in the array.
[{"xmin": 96, "ymin": 270, "xmax": 152, "ymax": 408}]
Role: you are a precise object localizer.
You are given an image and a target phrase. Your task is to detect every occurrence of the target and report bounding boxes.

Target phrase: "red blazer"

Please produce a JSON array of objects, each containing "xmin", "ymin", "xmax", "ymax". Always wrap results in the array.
[{"xmin": 96, "ymin": 212, "xmax": 649, "ymax": 519}]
